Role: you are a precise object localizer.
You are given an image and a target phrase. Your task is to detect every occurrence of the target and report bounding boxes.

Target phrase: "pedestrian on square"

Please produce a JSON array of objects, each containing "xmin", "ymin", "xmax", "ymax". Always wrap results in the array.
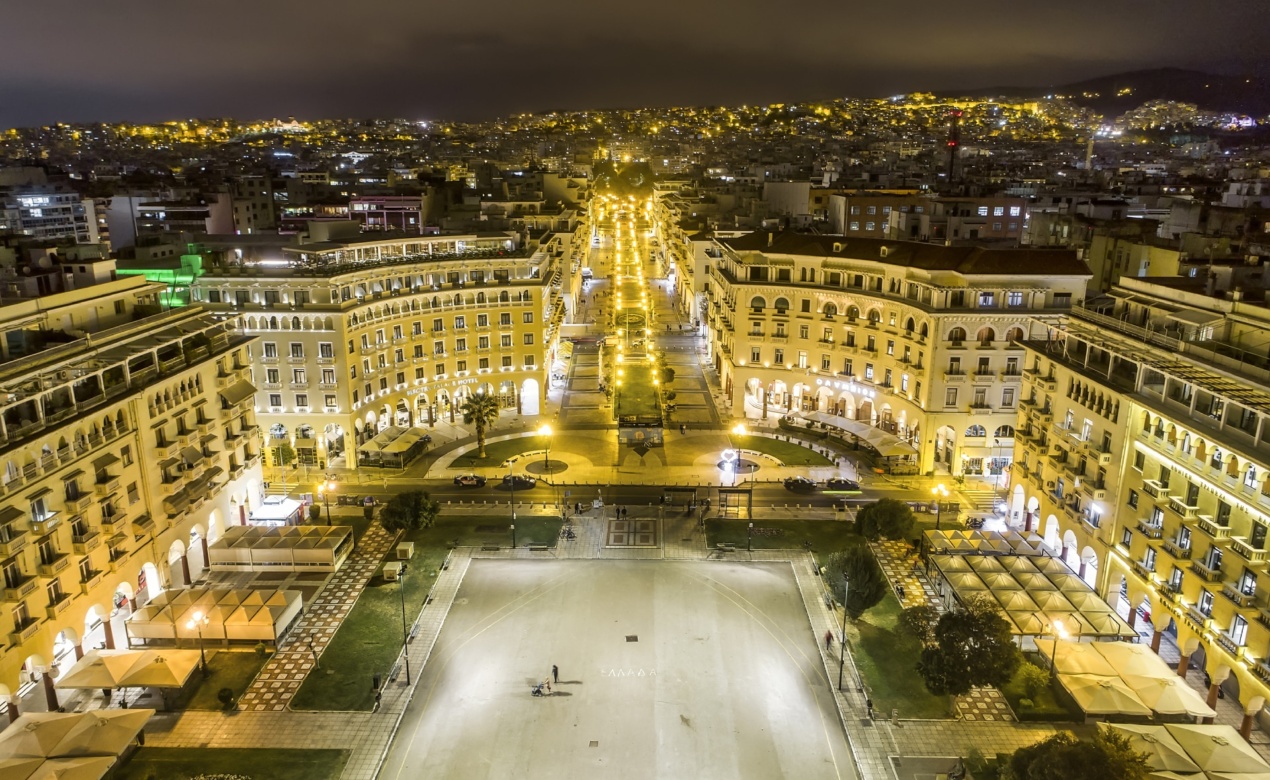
[
  {"xmin": 866, "ymin": 698, "xmax": 874, "ymax": 718},
  {"xmin": 552, "ymin": 664, "xmax": 559, "ymax": 683},
  {"xmin": 824, "ymin": 630, "xmax": 833, "ymax": 651}
]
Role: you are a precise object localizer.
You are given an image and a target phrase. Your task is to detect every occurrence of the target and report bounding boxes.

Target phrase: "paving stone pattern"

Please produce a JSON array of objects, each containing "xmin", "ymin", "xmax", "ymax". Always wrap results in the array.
[{"xmin": 235, "ymin": 523, "xmax": 398, "ymax": 711}]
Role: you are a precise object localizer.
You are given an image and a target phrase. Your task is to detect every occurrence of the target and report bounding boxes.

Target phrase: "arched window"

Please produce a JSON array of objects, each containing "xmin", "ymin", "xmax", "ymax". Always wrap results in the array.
[
  {"xmin": 994, "ymin": 425, "xmax": 1016, "ymax": 438},
  {"xmin": 846, "ymin": 306, "xmax": 860, "ymax": 321},
  {"xmin": 823, "ymin": 303, "xmax": 838, "ymax": 318},
  {"xmin": 1005, "ymin": 326, "xmax": 1025, "ymax": 343},
  {"xmin": 774, "ymin": 297, "xmax": 790, "ymax": 313},
  {"xmin": 867, "ymin": 309, "xmax": 881, "ymax": 324},
  {"xmin": 965, "ymin": 424, "xmax": 987, "ymax": 437},
  {"xmin": 976, "ymin": 326, "xmax": 995, "ymax": 345},
  {"xmin": 920, "ymin": 322, "xmax": 929, "ymax": 339},
  {"xmin": 749, "ymin": 296, "xmax": 767, "ymax": 311},
  {"xmin": 904, "ymin": 317, "xmax": 915, "ymax": 335},
  {"xmin": 948, "ymin": 327, "xmax": 967, "ymax": 344}
]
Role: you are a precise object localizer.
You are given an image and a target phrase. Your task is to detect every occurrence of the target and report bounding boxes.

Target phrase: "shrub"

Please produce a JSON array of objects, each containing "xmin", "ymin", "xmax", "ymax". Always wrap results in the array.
[
  {"xmin": 1018, "ymin": 698, "xmax": 1034, "ymax": 710},
  {"xmin": 254, "ymin": 641, "xmax": 268, "ymax": 658},
  {"xmin": 216, "ymin": 687, "xmax": 235, "ymax": 710},
  {"xmin": 1018, "ymin": 660, "xmax": 1050, "ymax": 700}
]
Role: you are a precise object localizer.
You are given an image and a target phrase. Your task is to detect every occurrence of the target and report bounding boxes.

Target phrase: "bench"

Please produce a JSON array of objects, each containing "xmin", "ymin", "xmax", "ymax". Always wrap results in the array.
[
  {"xmin": 529, "ymin": 545, "xmax": 549, "ymax": 552},
  {"xmin": 715, "ymin": 543, "xmax": 736, "ymax": 553},
  {"xmin": 481, "ymin": 545, "xmax": 501, "ymax": 551}
]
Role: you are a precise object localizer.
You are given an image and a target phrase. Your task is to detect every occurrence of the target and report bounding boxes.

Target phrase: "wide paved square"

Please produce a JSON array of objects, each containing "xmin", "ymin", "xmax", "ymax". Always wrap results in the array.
[{"xmin": 379, "ymin": 559, "xmax": 856, "ymax": 780}]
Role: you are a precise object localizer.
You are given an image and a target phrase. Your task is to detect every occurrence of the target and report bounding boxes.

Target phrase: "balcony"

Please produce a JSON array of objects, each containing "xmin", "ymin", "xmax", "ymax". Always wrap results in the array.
[
  {"xmin": 1131, "ymin": 559, "xmax": 1155, "ymax": 580},
  {"xmin": 79, "ymin": 570, "xmax": 102, "ymax": 595},
  {"xmin": 3, "ymin": 575, "xmax": 38, "ymax": 602},
  {"xmin": 1141, "ymin": 480, "xmax": 1171, "ymax": 504},
  {"xmin": 1162, "ymin": 537, "xmax": 1193, "ymax": 559},
  {"xmin": 1079, "ymin": 478, "xmax": 1107, "ymax": 501},
  {"xmin": 1221, "ymin": 582, "xmax": 1257, "ymax": 609},
  {"xmin": 0, "ymin": 527, "xmax": 28, "ymax": 557},
  {"xmin": 1191, "ymin": 560, "xmax": 1224, "ymax": 582},
  {"xmin": 38, "ymin": 553, "xmax": 71, "ymax": 578},
  {"xmin": 1231, "ymin": 538, "xmax": 1267, "ymax": 563},
  {"xmin": 9, "ymin": 617, "xmax": 41, "ymax": 645},
  {"xmin": 1168, "ymin": 497, "xmax": 1200, "ymax": 519},
  {"xmin": 1215, "ymin": 632, "xmax": 1247, "ymax": 658},
  {"xmin": 1197, "ymin": 516, "xmax": 1232, "ymax": 540},
  {"xmin": 95, "ymin": 475, "xmax": 121, "ymax": 496},
  {"xmin": 46, "ymin": 594, "xmax": 72, "ymax": 619},
  {"xmin": 29, "ymin": 511, "xmax": 59, "ymax": 536},
  {"xmin": 64, "ymin": 492, "xmax": 93, "ymax": 514},
  {"xmin": 1185, "ymin": 605, "xmax": 1213, "ymax": 628},
  {"xmin": 155, "ymin": 441, "xmax": 178, "ymax": 459},
  {"xmin": 72, "ymin": 531, "xmax": 101, "ymax": 554},
  {"xmin": 1136, "ymin": 521, "xmax": 1164, "ymax": 539}
]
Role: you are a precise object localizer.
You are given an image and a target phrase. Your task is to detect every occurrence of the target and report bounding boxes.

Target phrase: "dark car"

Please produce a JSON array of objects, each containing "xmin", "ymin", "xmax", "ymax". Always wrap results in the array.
[
  {"xmin": 783, "ymin": 476, "xmax": 817, "ymax": 492},
  {"xmin": 453, "ymin": 474, "xmax": 486, "ymax": 487},
  {"xmin": 502, "ymin": 474, "xmax": 537, "ymax": 489},
  {"xmin": 823, "ymin": 478, "xmax": 862, "ymax": 493}
]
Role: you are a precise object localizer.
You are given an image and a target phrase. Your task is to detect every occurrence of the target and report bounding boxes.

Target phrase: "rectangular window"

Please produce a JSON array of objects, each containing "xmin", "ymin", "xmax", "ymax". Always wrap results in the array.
[
  {"xmin": 977, "ymin": 206, "xmax": 989, "ymax": 216},
  {"xmin": 523, "ymin": 312, "xmax": 534, "ymax": 323},
  {"xmin": 292, "ymin": 369, "xmax": 306, "ymax": 384},
  {"xmin": 268, "ymin": 393, "xmax": 282, "ymax": 407},
  {"xmin": 295, "ymin": 394, "xmax": 308, "ymax": 408},
  {"xmin": 821, "ymin": 355, "xmax": 831, "ymax": 370},
  {"xmin": 319, "ymin": 342, "xmax": 334, "ymax": 358},
  {"xmin": 456, "ymin": 360, "xmax": 467, "ymax": 372},
  {"xmin": 774, "ymin": 349, "xmax": 784, "ymax": 364},
  {"xmin": 978, "ymin": 292, "xmax": 995, "ymax": 307},
  {"xmin": 945, "ymin": 388, "xmax": 958, "ymax": 407},
  {"xmin": 290, "ymin": 343, "xmax": 304, "ymax": 358},
  {"xmin": 796, "ymin": 351, "xmax": 807, "ymax": 369},
  {"xmin": 524, "ymin": 355, "xmax": 536, "ymax": 367},
  {"xmin": 477, "ymin": 314, "xmax": 489, "ymax": 327},
  {"xmin": 502, "ymin": 356, "xmax": 513, "ymax": 368},
  {"xmin": 751, "ymin": 348, "xmax": 761, "ymax": 363},
  {"xmin": 864, "ymin": 363, "xmax": 874, "ymax": 380},
  {"xmin": 325, "ymin": 394, "xmax": 338, "ymax": 407},
  {"xmin": 993, "ymin": 206, "xmax": 1004, "ymax": 216},
  {"xmin": 1007, "ymin": 292, "xmax": 1024, "ymax": 307},
  {"xmin": 263, "ymin": 342, "xmax": 277, "ymax": 358},
  {"xmin": 1009, "ymin": 206, "xmax": 1021, "ymax": 217},
  {"xmin": 500, "ymin": 313, "xmax": 512, "ymax": 326},
  {"xmin": 523, "ymin": 334, "xmax": 534, "ymax": 345},
  {"xmin": 454, "ymin": 316, "xmax": 466, "ymax": 329}
]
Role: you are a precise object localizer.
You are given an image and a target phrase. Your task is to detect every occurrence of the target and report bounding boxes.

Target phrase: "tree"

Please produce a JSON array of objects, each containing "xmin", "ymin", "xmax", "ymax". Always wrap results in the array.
[
  {"xmin": 917, "ymin": 596, "xmax": 1020, "ymax": 696},
  {"xmin": 855, "ymin": 498, "xmax": 916, "ymax": 541},
  {"xmin": 379, "ymin": 490, "xmax": 441, "ymax": 533},
  {"xmin": 825, "ymin": 546, "xmax": 888, "ymax": 619},
  {"xmin": 272, "ymin": 443, "xmax": 296, "ymax": 469},
  {"xmin": 308, "ymin": 503, "xmax": 323, "ymax": 525},
  {"xmin": 1017, "ymin": 659, "xmax": 1051, "ymax": 701},
  {"xmin": 897, "ymin": 605, "xmax": 940, "ymax": 645},
  {"xmin": 660, "ymin": 366, "xmax": 675, "ymax": 385},
  {"xmin": 1005, "ymin": 731, "xmax": 1150, "ymax": 780},
  {"xmin": 459, "ymin": 391, "xmax": 501, "ymax": 458}
]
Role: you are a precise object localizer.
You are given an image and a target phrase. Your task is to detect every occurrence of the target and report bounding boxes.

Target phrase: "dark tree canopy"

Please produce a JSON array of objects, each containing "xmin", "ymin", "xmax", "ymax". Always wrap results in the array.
[
  {"xmin": 379, "ymin": 490, "xmax": 441, "ymax": 533},
  {"xmin": 826, "ymin": 546, "xmax": 888, "ymax": 619},
  {"xmin": 917, "ymin": 596, "xmax": 1019, "ymax": 696},
  {"xmin": 1007, "ymin": 731, "xmax": 1150, "ymax": 780},
  {"xmin": 855, "ymin": 498, "xmax": 916, "ymax": 541},
  {"xmin": 897, "ymin": 605, "xmax": 940, "ymax": 645}
]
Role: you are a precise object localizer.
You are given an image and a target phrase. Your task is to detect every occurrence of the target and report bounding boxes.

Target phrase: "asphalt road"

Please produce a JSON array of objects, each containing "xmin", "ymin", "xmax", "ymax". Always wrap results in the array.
[{"xmin": 378, "ymin": 559, "xmax": 857, "ymax": 780}]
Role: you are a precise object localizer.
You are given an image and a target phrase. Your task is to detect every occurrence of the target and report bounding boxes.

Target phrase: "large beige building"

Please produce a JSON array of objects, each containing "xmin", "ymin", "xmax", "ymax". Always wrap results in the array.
[
  {"xmin": 0, "ymin": 280, "xmax": 260, "ymax": 716},
  {"xmin": 704, "ymin": 231, "xmax": 1090, "ymax": 477},
  {"xmin": 190, "ymin": 230, "xmax": 577, "ymax": 469},
  {"xmin": 1011, "ymin": 276, "xmax": 1270, "ymax": 735}
]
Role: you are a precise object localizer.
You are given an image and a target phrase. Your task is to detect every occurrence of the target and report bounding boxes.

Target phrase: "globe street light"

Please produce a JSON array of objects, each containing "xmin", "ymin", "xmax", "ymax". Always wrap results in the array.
[
  {"xmin": 538, "ymin": 424, "xmax": 553, "ymax": 470},
  {"xmin": 316, "ymin": 477, "xmax": 336, "ymax": 526},
  {"xmin": 932, "ymin": 483, "xmax": 950, "ymax": 530},
  {"xmin": 187, "ymin": 610, "xmax": 210, "ymax": 677},
  {"xmin": 836, "ymin": 576, "xmax": 849, "ymax": 691}
]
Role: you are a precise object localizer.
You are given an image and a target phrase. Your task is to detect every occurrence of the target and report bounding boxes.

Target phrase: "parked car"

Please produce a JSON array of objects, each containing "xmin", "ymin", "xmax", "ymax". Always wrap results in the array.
[
  {"xmin": 502, "ymin": 474, "xmax": 537, "ymax": 489},
  {"xmin": 823, "ymin": 478, "xmax": 862, "ymax": 493},
  {"xmin": 453, "ymin": 474, "xmax": 486, "ymax": 487},
  {"xmin": 783, "ymin": 476, "xmax": 817, "ymax": 492}
]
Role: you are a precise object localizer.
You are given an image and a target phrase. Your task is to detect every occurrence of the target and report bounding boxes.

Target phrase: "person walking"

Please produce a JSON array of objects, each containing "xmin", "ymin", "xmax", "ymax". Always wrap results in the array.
[
  {"xmin": 552, "ymin": 664, "xmax": 559, "ymax": 684},
  {"xmin": 824, "ymin": 630, "xmax": 833, "ymax": 651}
]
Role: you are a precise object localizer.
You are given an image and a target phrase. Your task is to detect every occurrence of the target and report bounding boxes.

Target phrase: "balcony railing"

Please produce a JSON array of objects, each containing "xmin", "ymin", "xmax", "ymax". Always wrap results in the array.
[
  {"xmin": 1191, "ymin": 560, "xmax": 1224, "ymax": 582},
  {"xmin": 1197, "ymin": 516, "xmax": 1232, "ymax": 540},
  {"xmin": 1162, "ymin": 537, "xmax": 1192, "ymax": 559},
  {"xmin": 38, "ymin": 553, "xmax": 71, "ymax": 578},
  {"xmin": 1231, "ymin": 538, "xmax": 1267, "ymax": 563},
  {"xmin": 1136, "ymin": 521, "xmax": 1164, "ymax": 539},
  {"xmin": 1221, "ymin": 582, "xmax": 1257, "ymax": 608}
]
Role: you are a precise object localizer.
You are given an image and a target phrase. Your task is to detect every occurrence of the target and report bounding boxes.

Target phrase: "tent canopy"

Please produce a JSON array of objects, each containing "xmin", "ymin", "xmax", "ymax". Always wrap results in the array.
[
  {"xmin": 795, "ymin": 411, "xmax": 917, "ymax": 457},
  {"xmin": 1060, "ymin": 673, "xmax": 1153, "ymax": 716}
]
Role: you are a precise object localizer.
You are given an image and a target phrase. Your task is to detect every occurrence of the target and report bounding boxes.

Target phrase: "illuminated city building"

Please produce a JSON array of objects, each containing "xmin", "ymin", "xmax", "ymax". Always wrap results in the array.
[
  {"xmin": 1011, "ymin": 276, "xmax": 1270, "ymax": 732},
  {"xmin": 191, "ymin": 230, "xmax": 574, "ymax": 471},
  {"xmin": 0, "ymin": 280, "xmax": 260, "ymax": 715},
  {"xmin": 704, "ymin": 231, "xmax": 1090, "ymax": 477}
]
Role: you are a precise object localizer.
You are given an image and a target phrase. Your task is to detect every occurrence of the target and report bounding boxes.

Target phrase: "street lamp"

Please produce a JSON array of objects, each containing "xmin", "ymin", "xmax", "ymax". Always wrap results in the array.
[
  {"xmin": 538, "ymin": 424, "xmax": 553, "ymax": 471},
  {"xmin": 398, "ymin": 566, "xmax": 411, "ymax": 685},
  {"xmin": 932, "ymin": 483, "xmax": 950, "ymax": 530},
  {"xmin": 508, "ymin": 466, "xmax": 518, "ymax": 527},
  {"xmin": 748, "ymin": 522, "xmax": 753, "ymax": 552},
  {"xmin": 317, "ymin": 477, "xmax": 335, "ymax": 526},
  {"xmin": 836, "ymin": 576, "xmax": 849, "ymax": 691},
  {"xmin": 187, "ymin": 610, "xmax": 210, "ymax": 677},
  {"xmin": 1047, "ymin": 619, "xmax": 1069, "ymax": 677}
]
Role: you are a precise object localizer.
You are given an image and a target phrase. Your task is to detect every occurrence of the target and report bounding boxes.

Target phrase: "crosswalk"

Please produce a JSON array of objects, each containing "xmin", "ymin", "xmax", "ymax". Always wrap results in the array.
[{"xmin": 961, "ymin": 489, "xmax": 1000, "ymax": 514}]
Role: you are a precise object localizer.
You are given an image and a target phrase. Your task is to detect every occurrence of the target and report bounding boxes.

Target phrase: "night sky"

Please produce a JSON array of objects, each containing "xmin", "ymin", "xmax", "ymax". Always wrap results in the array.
[{"xmin": 3, "ymin": 0, "xmax": 1267, "ymax": 127}]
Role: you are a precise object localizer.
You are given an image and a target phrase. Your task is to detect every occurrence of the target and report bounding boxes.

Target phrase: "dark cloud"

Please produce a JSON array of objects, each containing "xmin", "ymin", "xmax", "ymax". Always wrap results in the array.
[{"xmin": 1, "ymin": 0, "xmax": 1266, "ymax": 126}]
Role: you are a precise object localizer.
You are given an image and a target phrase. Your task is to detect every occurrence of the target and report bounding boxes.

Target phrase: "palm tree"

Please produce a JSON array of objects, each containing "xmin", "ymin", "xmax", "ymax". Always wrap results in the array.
[{"xmin": 459, "ymin": 391, "xmax": 502, "ymax": 458}]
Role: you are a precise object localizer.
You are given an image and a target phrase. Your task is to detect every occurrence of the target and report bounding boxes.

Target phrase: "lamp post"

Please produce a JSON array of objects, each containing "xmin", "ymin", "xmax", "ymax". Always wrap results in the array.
[
  {"xmin": 748, "ymin": 522, "xmax": 753, "ymax": 552},
  {"xmin": 508, "ymin": 465, "xmax": 517, "ymax": 529},
  {"xmin": 399, "ymin": 566, "xmax": 411, "ymax": 685},
  {"xmin": 932, "ymin": 483, "xmax": 950, "ymax": 530},
  {"xmin": 317, "ymin": 477, "xmax": 335, "ymax": 526},
  {"xmin": 187, "ymin": 610, "xmax": 209, "ymax": 677},
  {"xmin": 538, "ymin": 424, "xmax": 553, "ymax": 471},
  {"xmin": 1047, "ymin": 619, "xmax": 1069, "ymax": 677},
  {"xmin": 836, "ymin": 576, "xmax": 849, "ymax": 691}
]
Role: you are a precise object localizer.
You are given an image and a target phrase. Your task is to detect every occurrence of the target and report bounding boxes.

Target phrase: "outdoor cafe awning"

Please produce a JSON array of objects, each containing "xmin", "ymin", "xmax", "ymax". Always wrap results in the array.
[{"xmin": 796, "ymin": 411, "xmax": 917, "ymax": 457}]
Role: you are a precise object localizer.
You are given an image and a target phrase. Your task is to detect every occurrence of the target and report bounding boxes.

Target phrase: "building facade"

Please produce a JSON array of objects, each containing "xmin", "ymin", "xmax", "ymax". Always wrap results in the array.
[
  {"xmin": 1011, "ymin": 277, "xmax": 1270, "ymax": 734},
  {"xmin": 0, "ymin": 287, "xmax": 261, "ymax": 716},
  {"xmin": 705, "ymin": 231, "xmax": 1089, "ymax": 477},
  {"xmin": 190, "ymin": 231, "xmax": 569, "ymax": 470}
]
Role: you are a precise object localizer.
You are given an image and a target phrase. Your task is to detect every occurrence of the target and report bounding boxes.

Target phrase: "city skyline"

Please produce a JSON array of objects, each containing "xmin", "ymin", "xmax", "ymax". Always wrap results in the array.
[{"xmin": 2, "ymin": 0, "xmax": 1268, "ymax": 127}]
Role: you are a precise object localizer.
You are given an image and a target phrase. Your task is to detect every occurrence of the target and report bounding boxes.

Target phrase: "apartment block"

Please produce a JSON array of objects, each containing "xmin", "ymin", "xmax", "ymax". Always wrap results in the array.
[{"xmin": 705, "ymin": 231, "xmax": 1089, "ymax": 476}]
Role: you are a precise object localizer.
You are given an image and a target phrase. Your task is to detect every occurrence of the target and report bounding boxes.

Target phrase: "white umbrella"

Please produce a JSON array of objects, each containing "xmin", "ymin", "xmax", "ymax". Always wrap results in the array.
[
  {"xmin": 46, "ymin": 710, "xmax": 154, "ymax": 758},
  {"xmin": 1165, "ymin": 725, "xmax": 1270, "ymax": 774},
  {"xmin": 55, "ymin": 651, "xmax": 144, "ymax": 690},
  {"xmin": 1060, "ymin": 673, "xmax": 1152, "ymax": 716},
  {"xmin": 0, "ymin": 714, "xmax": 82, "ymax": 759},
  {"xmin": 1041, "ymin": 640, "xmax": 1118, "ymax": 676},
  {"xmin": 118, "ymin": 650, "xmax": 202, "ymax": 689},
  {"xmin": 1123, "ymin": 675, "xmax": 1216, "ymax": 718},
  {"xmin": 23, "ymin": 756, "xmax": 116, "ymax": 780},
  {"xmin": 1100, "ymin": 723, "xmax": 1201, "ymax": 773},
  {"xmin": 0, "ymin": 757, "xmax": 44, "ymax": 780},
  {"xmin": 1092, "ymin": 642, "xmax": 1173, "ymax": 676}
]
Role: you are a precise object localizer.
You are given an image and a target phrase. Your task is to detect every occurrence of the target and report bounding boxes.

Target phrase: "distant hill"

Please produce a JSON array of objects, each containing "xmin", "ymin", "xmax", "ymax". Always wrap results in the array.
[{"xmin": 942, "ymin": 68, "xmax": 1269, "ymax": 116}]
